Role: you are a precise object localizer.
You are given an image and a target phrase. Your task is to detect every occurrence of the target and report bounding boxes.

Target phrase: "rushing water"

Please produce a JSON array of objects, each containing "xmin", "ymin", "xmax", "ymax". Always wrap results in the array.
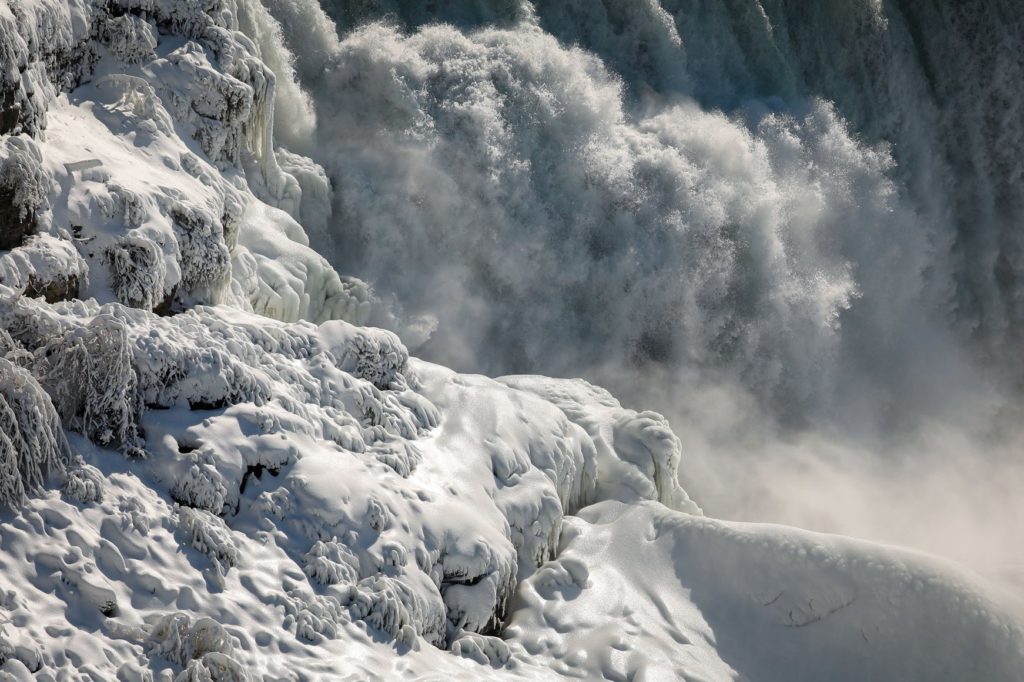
[{"xmin": 243, "ymin": 0, "xmax": 1024, "ymax": 583}]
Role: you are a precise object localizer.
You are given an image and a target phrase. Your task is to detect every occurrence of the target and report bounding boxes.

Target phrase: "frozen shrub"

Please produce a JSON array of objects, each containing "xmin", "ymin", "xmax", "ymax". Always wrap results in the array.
[
  {"xmin": 97, "ymin": 183, "xmax": 147, "ymax": 229},
  {"xmin": 320, "ymin": 321, "xmax": 409, "ymax": 391},
  {"xmin": 37, "ymin": 314, "xmax": 142, "ymax": 452},
  {"xmin": 171, "ymin": 463, "xmax": 229, "ymax": 515},
  {"xmin": 177, "ymin": 506, "xmax": 238, "ymax": 576},
  {"xmin": 0, "ymin": 357, "xmax": 69, "ymax": 507},
  {"xmin": 108, "ymin": 0, "xmax": 224, "ymax": 40},
  {"xmin": 365, "ymin": 440, "xmax": 424, "ymax": 477},
  {"xmin": 95, "ymin": 14, "xmax": 157, "ymax": 64},
  {"xmin": 61, "ymin": 458, "xmax": 104, "ymax": 504},
  {"xmin": 146, "ymin": 613, "xmax": 234, "ymax": 668},
  {"xmin": 0, "ymin": 328, "xmax": 16, "ymax": 356},
  {"xmin": 351, "ymin": 575, "xmax": 446, "ymax": 648},
  {"xmin": 131, "ymin": 322, "xmax": 274, "ymax": 411},
  {"xmin": 0, "ymin": 0, "xmax": 90, "ymax": 136},
  {"xmin": 175, "ymin": 652, "xmax": 250, "ymax": 682},
  {"xmin": 168, "ymin": 203, "xmax": 231, "ymax": 304},
  {"xmin": 303, "ymin": 540, "xmax": 360, "ymax": 586},
  {"xmin": 106, "ymin": 236, "xmax": 169, "ymax": 311},
  {"xmin": 119, "ymin": 496, "xmax": 151, "ymax": 535},
  {"xmin": 0, "ymin": 426, "xmax": 27, "ymax": 508},
  {"xmin": 289, "ymin": 593, "xmax": 348, "ymax": 644}
]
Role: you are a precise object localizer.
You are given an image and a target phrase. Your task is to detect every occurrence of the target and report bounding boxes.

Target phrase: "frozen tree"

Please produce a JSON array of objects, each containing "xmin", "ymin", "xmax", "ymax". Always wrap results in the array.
[
  {"xmin": 0, "ymin": 137, "xmax": 50, "ymax": 251},
  {"xmin": 0, "ymin": 357, "xmax": 69, "ymax": 507},
  {"xmin": 36, "ymin": 314, "xmax": 143, "ymax": 453}
]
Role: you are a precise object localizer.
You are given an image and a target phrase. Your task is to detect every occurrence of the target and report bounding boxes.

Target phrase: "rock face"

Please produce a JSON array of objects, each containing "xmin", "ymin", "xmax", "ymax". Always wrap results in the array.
[
  {"xmin": 23, "ymin": 272, "xmax": 80, "ymax": 303},
  {"xmin": 0, "ymin": 233, "xmax": 89, "ymax": 302}
]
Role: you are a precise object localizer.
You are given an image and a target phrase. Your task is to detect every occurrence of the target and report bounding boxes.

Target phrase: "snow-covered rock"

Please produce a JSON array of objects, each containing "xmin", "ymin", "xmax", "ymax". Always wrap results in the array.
[{"xmin": 0, "ymin": 0, "xmax": 367, "ymax": 324}]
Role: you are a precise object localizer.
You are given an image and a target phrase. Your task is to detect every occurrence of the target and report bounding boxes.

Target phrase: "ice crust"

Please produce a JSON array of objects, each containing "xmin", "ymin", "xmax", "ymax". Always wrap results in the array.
[{"xmin": 0, "ymin": 0, "xmax": 1023, "ymax": 680}]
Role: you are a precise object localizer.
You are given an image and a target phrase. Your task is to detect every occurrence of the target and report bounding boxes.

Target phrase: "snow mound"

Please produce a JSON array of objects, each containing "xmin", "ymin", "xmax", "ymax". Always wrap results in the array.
[{"xmin": 506, "ymin": 500, "xmax": 1024, "ymax": 681}]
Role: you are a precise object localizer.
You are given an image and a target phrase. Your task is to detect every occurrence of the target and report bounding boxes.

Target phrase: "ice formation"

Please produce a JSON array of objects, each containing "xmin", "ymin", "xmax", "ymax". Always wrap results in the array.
[{"xmin": 0, "ymin": 0, "xmax": 1022, "ymax": 680}]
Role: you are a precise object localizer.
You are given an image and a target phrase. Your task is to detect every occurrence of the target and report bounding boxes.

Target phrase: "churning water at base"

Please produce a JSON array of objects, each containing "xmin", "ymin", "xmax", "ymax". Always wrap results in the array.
[{"xmin": 243, "ymin": 0, "xmax": 1024, "ymax": 584}]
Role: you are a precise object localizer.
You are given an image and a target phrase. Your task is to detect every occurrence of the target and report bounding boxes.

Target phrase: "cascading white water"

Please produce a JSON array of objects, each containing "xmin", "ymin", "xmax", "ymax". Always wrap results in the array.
[{"xmin": 247, "ymin": 0, "xmax": 1024, "ymax": 581}]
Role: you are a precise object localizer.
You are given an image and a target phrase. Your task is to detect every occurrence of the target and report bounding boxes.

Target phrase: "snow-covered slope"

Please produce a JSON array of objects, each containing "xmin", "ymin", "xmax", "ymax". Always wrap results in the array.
[
  {"xmin": 0, "ymin": 0, "xmax": 1022, "ymax": 680},
  {"xmin": 508, "ymin": 501, "xmax": 1024, "ymax": 681}
]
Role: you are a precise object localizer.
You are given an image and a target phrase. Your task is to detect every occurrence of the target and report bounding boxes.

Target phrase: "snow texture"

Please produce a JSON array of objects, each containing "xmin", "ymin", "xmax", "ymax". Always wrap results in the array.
[{"xmin": 0, "ymin": 0, "xmax": 1022, "ymax": 680}]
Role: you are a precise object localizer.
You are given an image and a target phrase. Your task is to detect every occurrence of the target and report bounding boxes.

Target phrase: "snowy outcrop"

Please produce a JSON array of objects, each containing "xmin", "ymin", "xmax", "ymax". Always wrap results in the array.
[
  {"xmin": 0, "ymin": 284, "xmax": 700, "ymax": 677},
  {"xmin": 3, "ymin": 263, "xmax": 697, "ymax": 665},
  {"xmin": 0, "ymin": 233, "xmax": 89, "ymax": 303},
  {"xmin": 501, "ymin": 376, "xmax": 700, "ymax": 513},
  {"xmin": 0, "ymin": 0, "xmax": 367, "ymax": 325}
]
